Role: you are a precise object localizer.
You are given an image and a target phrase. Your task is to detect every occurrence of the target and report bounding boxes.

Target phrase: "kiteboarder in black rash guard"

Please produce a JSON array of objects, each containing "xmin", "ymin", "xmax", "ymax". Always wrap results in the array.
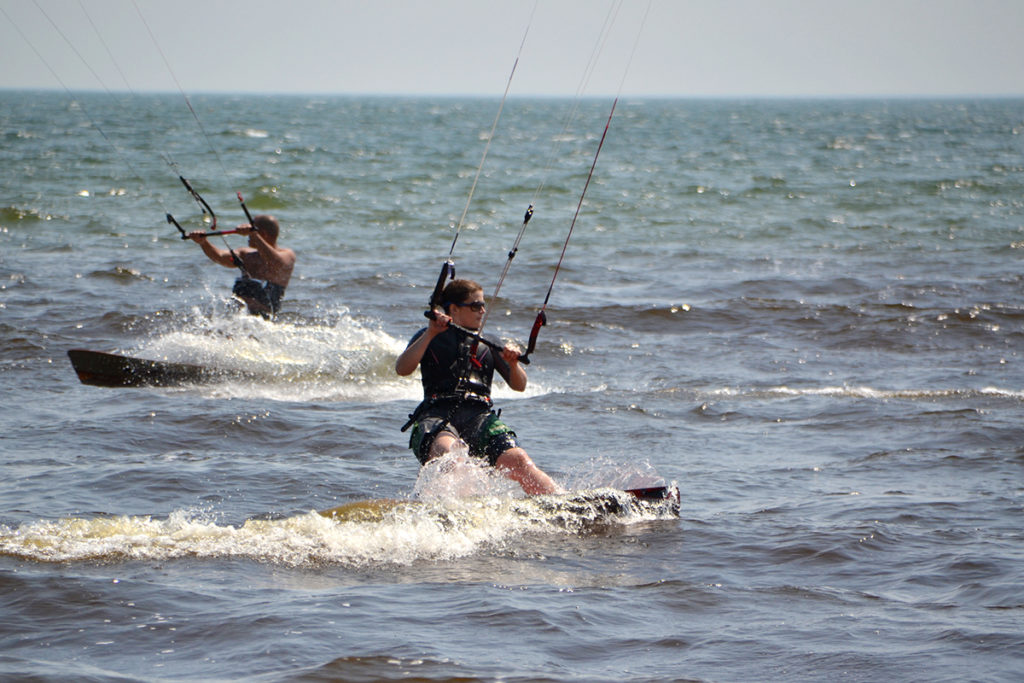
[
  {"xmin": 396, "ymin": 278, "xmax": 562, "ymax": 495},
  {"xmin": 188, "ymin": 214, "xmax": 295, "ymax": 317}
]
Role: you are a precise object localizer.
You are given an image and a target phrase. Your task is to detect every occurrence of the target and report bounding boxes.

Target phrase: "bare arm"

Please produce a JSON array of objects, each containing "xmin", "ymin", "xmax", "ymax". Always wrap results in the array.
[
  {"xmin": 188, "ymin": 231, "xmax": 238, "ymax": 268},
  {"xmin": 395, "ymin": 311, "xmax": 449, "ymax": 376},
  {"xmin": 500, "ymin": 344, "xmax": 528, "ymax": 392}
]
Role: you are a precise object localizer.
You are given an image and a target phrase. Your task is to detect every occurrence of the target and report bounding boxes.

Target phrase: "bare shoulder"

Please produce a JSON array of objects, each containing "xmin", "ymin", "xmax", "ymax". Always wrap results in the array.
[{"xmin": 277, "ymin": 246, "xmax": 297, "ymax": 267}]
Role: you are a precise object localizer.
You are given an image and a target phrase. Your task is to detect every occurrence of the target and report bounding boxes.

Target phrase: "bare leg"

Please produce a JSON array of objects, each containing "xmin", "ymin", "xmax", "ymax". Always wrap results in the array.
[
  {"xmin": 494, "ymin": 447, "xmax": 562, "ymax": 495},
  {"xmin": 427, "ymin": 431, "xmax": 465, "ymax": 461}
]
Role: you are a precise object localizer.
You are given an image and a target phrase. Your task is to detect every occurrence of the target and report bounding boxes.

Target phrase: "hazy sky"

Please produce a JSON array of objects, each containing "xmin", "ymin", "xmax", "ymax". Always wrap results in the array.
[{"xmin": 2, "ymin": 0, "xmax": 1023, "ymax": 98}]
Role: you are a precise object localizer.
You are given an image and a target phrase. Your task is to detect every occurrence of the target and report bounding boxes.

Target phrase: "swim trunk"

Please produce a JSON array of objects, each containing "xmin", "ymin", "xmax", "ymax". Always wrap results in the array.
[
  {"xmin": 407, "ymin": 398, "xmax": 519, "ymax": 467},
  {"xmin": 233, "ymin": 278, "xmax": 285, "ymax": 315}
]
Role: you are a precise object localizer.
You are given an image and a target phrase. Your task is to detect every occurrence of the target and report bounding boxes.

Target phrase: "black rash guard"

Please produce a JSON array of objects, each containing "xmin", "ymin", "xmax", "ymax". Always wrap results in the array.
[{"xmin": 411, "ymin": 326, "xmax": 511, "ymax": 400}]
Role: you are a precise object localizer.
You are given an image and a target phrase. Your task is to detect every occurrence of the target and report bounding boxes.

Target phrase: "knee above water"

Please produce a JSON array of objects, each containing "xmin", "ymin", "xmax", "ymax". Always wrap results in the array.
[{"xmin": 497, "ymin": 448, "xmax": 533, "ymax": 469}]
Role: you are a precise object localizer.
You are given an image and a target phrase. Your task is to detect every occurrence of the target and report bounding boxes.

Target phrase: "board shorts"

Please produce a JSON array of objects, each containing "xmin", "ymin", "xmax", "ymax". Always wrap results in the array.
[
  {"xmin": 233, "ymin": 277, "xmax": 285, "ymax": 315},
  {"xmin": 407, "ymin": 398, "xmax": 519, "ymax": 467}
]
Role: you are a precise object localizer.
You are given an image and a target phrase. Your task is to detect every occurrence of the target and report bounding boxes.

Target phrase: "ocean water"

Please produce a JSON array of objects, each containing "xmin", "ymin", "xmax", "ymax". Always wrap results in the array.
[{"xmin": 2, "ymin": 91, "xmax": 1024, "ymax": 681}]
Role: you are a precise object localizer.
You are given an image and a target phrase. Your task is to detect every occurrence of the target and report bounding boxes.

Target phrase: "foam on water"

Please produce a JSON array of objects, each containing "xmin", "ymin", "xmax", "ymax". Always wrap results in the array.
[
  {"xmin": 0, "ymin": 490, "xmax": 678, "ymax": 568},
  {"xmin": 0, "ymin": 505, "xmax": 509, "ymax": 567},
  {"xmin": 0, "ymin": 451, "xmax": 674, "ymax": 568},
  {"xmin": 115, "ymin": 305, "xmax": 414, "ymax": 401}
]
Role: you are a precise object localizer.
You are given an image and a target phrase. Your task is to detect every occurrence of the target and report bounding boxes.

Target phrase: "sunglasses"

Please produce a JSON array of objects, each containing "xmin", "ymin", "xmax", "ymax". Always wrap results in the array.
[{"xmin": 452, "ymin": 301, "xmax": 486, "ymax": 311}]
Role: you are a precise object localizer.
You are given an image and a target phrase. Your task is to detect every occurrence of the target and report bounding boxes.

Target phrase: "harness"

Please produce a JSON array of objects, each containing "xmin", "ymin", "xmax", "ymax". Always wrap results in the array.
[
  {"xmin": 400, "ymin": 328, "xmax": 497, "ymax": 434},
  {"xmin": 400, "ymin": 392, "xmax": 493, "ymax": 433}
]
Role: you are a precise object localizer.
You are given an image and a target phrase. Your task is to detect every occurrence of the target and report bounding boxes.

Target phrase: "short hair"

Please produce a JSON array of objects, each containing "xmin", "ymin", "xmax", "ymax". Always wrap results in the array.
[
  {"xmin": 253, "ymin": 214, "xmax": 280, "ymax": 242},
  {"xmin": 441, "ymin": 279, "xmax": 483, "ymax": 312}
]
